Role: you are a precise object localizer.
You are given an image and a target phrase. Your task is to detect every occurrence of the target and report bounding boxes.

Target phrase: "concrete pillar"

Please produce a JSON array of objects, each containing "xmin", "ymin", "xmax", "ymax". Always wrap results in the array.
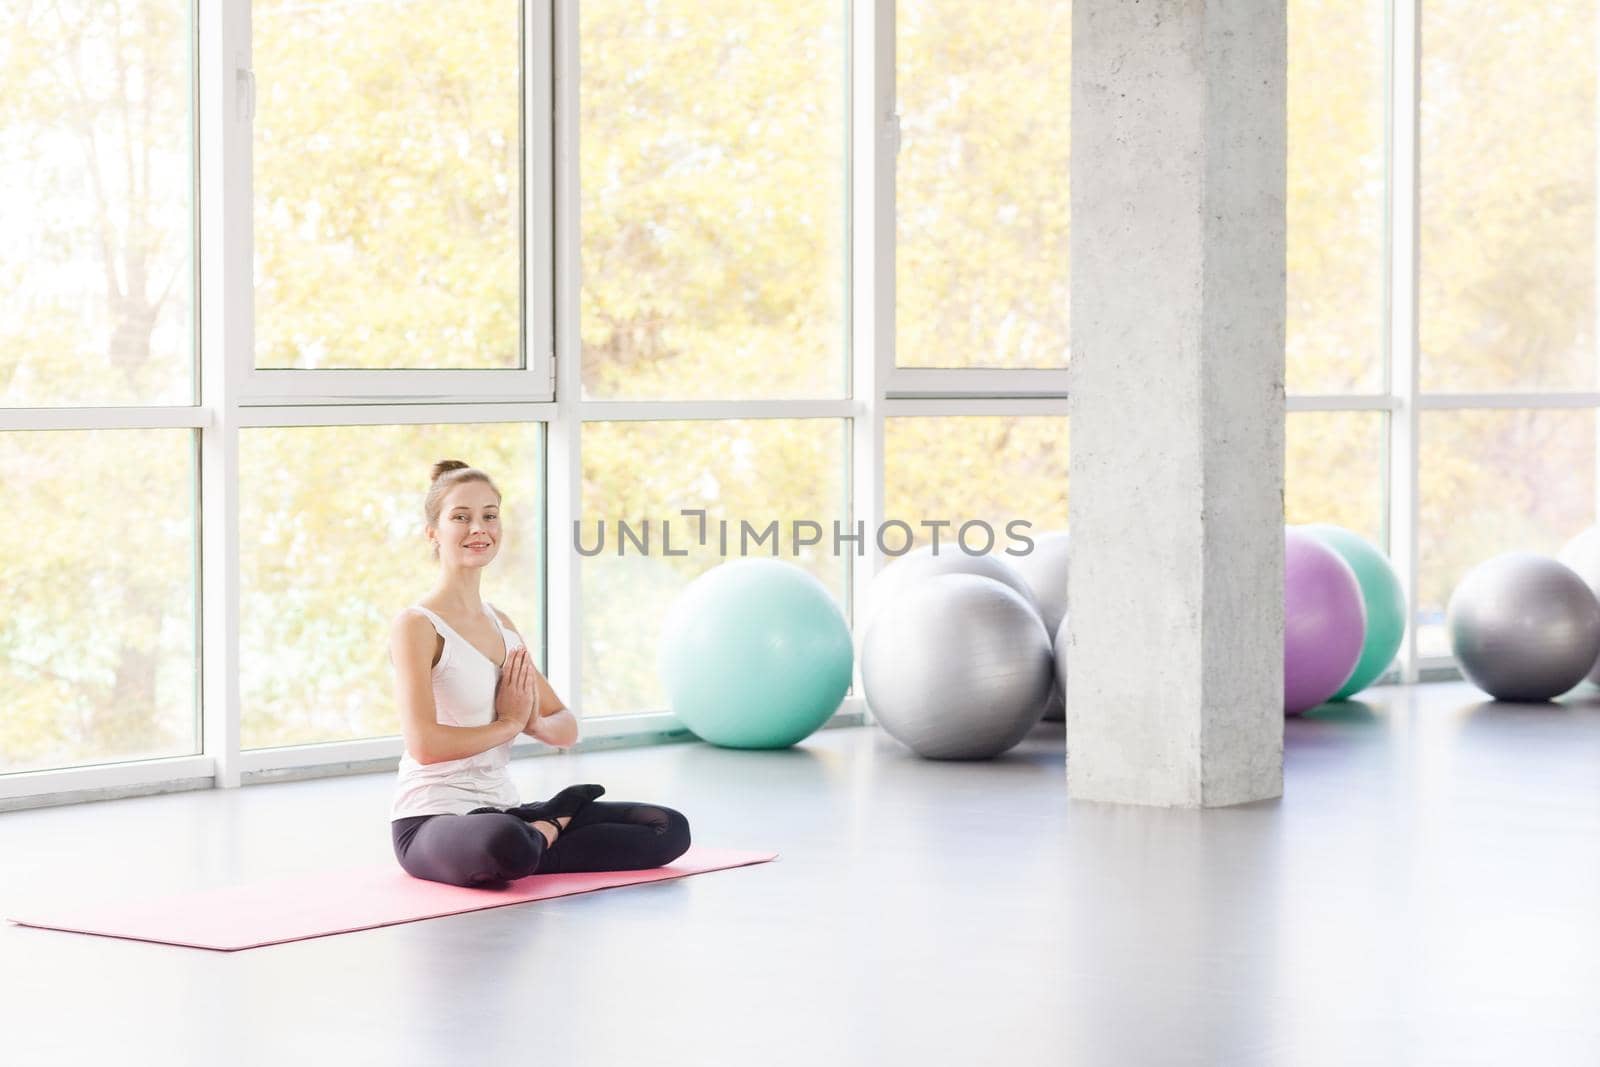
[{"xmin": 1066, "ymin": 0, "xmax": 1286, "ymax": 807}]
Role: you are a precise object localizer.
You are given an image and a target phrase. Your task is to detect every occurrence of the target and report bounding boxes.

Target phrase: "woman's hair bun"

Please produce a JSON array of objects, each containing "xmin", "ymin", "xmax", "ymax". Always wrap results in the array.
[{"xmin": 430, "ymin": 459, "xmax": 470, "ymax": 482}]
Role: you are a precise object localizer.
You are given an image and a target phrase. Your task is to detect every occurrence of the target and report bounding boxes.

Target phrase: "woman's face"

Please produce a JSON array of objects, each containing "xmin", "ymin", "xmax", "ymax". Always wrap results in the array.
[{"xmin": 431, "ymin": 482, "xmax": 502, "ymax": 568}]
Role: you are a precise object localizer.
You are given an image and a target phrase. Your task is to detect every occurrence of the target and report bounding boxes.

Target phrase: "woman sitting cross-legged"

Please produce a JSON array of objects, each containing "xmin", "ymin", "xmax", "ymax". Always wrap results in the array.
[{"xmin": 388, "ymin": 459, "xmax": 691, "ymax": 888}]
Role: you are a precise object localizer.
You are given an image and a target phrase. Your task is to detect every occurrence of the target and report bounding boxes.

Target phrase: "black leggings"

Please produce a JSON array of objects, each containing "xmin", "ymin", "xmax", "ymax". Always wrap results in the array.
[{"xmin": 391, "ymin": 799, "xmax": 692, "ymax": 888}]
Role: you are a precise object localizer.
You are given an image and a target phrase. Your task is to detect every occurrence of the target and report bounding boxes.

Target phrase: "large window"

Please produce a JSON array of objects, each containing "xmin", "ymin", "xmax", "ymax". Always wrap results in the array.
[
  {"xmin": 1416, "ymin": 0, "xmax": 1600, "ymax": 661},
  {"xmin": 1287, "ymin": 0, "xmax": 1386, "ymax": 395},
  {"xmin": 1, "ymin": 1, "xmax": 194, "ymax": 406},
  {"xmin": 1281, "ymin": 0, "xmax": 1600, "ymax": 678},
  {"xmin": 572, "ymin": 0, "xmax": 852, "ymax": 721},
  {"xmin": 0, "ymin": 429, "xmax": 197, "ymax": 774},
  {"xmin": 579, "ymin": 2, "xmax": 848, "ymax": 401},
  {"xmin": 1, "ymin": 0, "xmax": 198, "ymax": 783},
  {"xmin": 1420, "ymin": 1, "xmax": 1596, "ymax": 393},
  {"xmin": 1281, "ymin": 0, "xmax": 1390, "ymax": 617},
  {"xmin": 895, "ymin": 0, "xmax": 1070, "ymax": 370},
  {"xmin": 253, "ymin": 0, "xmax": 522, "ymax": 370},
  {"xmin": 239, "ymin": 423, "xmax": 544, "ymax": 749},
  {"xmin": 11, "ymin": 0, "xmax": 1600, "ymax": 806}
]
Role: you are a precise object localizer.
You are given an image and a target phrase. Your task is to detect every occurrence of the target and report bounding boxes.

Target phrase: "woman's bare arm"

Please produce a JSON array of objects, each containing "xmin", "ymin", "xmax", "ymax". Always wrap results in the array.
[
  {"xmin": 493, "ymin": 608, "xmax": 580, "ymax": 749},
  {"xmin": 390, "ymin": 612, "xmax": 521, "ymax": 764},
  {"xmin": 523, "ymin": 668, "xmax": 578, "ymax": 747}
]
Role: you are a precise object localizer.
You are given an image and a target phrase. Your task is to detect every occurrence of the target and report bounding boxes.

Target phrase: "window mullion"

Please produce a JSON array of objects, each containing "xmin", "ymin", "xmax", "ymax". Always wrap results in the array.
[
  {"xmin": 1389, "ymin": 0, "xmax": 1422, "ymax": 684},
  {"xmin": 199, "ymin": 0, "xmax": 254, "ymax": 789}
]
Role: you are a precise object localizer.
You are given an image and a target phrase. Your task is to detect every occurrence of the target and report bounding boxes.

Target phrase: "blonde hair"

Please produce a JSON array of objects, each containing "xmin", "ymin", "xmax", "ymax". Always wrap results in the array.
[{"xmin": 424, "ymin": 460, "xmax": 502, "ymax": 561}]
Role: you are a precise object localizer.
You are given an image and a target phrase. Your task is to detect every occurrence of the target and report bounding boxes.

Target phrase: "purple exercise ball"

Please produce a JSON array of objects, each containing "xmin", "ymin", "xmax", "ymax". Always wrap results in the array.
[{"xmin": 1284, "ymin": 527, "xmax": 1368, "ymax": 714}]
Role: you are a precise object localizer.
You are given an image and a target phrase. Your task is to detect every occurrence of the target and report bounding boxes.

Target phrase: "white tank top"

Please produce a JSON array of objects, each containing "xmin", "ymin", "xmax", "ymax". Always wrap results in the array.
[{"xmin": 389, "ymin": 601, "xmax": 531, "ymax": 820}]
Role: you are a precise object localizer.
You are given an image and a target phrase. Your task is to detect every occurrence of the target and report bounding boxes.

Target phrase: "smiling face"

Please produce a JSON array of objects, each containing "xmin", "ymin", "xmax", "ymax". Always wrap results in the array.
[{"xmin": 428, "ymin": 480, "xmax": 503, "ymax": 567}]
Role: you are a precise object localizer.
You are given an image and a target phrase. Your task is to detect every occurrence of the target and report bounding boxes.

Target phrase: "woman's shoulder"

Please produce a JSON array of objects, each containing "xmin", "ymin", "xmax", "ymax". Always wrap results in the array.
[
  {"xmin": 390, "ymin": 603, "xmax": 445, "ymax": 648},
  {"xmin": 392, "ymin": 601, "xmax": 433, "ymax": 627},
  {"xmin": 388, "ymin": 605, "xmax": 447, "ymax": 670}
]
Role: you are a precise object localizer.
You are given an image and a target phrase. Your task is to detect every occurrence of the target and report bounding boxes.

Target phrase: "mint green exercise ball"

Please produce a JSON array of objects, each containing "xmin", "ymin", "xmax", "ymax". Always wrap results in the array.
[
  {"xmin": 1300, "ymin": 523, "xmax": 1406, "ymax": 699},
  {"xmin": 658, "ymin": 559, "xmax": 853, "ymax": 748}
]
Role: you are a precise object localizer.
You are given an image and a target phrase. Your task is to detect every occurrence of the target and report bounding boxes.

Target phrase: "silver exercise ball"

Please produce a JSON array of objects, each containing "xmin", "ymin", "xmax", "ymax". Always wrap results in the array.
[
  {"xmin": 1052, "ymin": 612, "xmax": 1069, "ymax": 720},
  {"xmin": 1557, "ymin": 525, "xmax": 1600, "ymax": 685},
  {"xmin": 1038, "ymin": 686, "xmax": 1066, "ymax": 724},
  {"xmin": 861, "ymin": 573, "xmax": 1054, "ymax": 760},
  {"xmin": 999, "ymin": 530, "xmax": 1070, "ymax": 722},
  {"xmin": 858, "ymin": 544, "xmax": 1041, "ymax": 655},
  {"xmin": 1002, "ymin": 530, "xmax": 1070, "ymax": 635},
  {"xmin": 1446, "ymin": 551, "xmax": 1600, "ymax": 702}
]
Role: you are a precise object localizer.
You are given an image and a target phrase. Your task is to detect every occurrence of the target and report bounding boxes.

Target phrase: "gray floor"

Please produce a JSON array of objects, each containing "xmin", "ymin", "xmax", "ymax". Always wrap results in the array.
[{"xmin": 4, "ymin": 682, "xmax": 1600, "ymax": 1066}]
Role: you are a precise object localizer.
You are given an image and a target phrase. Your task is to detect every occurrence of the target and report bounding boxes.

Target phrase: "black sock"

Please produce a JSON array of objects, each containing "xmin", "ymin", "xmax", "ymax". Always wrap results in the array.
[{"xmin": 505, "ymin": 783, "xmax": 606, "ymax": 827}]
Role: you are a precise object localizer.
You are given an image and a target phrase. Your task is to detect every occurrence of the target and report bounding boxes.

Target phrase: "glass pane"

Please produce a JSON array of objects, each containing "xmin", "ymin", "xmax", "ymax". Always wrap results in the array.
[
  {"xmin": 1285, "ymin": 411, "xmax": 1386, "ymax": 544},
  {"xmin": 896, "ymin": 1, "xmax": 1070, "ymax": 369},
  {"xmin": 1420, "ymin": 2, "xmax": 1598, "ymax": 391},
  {"xmin": 1417, "ymin": 410, "xmax": 1597, "ymax": 657},
  {"xmin": 883, "ymin": 416, "xmax": 1069, "ymax": 550},
  {"xmin": 1286, "ymin": 0, "xmax": 1385, "ymax": 394},
  {"xmin": 579, "ymin": 2, "xmax": 848, "ymax": 400},
  {"xmin": 240, "ymin": 423, "xmax": 544, "ymax": 749},
  {"xmin": 0, "ymin": 2, "xmax": 194, "ymax": 406},
  {"xmin": 581, "ymin": 419, "xmax": 848, "ymax": 715},
  {"xmin": 254, "ymin": 1, "xmax": 520, "ymax": 370},
  {"xmin": 0, "ymin": 430, "xmax": 196, "ymax": 773}
]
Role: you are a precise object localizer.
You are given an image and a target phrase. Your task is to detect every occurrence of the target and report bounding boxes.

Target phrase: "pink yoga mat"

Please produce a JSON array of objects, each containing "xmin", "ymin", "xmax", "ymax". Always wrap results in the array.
[{"xmin": 5, "ymin": 845, "xmax": 777, "ymax": 952}]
